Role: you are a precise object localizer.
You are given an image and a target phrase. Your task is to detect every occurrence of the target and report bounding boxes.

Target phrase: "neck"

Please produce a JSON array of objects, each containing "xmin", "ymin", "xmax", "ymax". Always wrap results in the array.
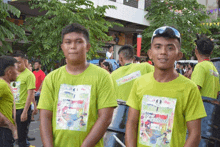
[
  {"xmin": 154, "ymin": 67, "xmax": 179, "ymax": 83},
  {"xmin": 123, "ymin": 60, "xmax": 133, "ymax": 66},
  {"xmin": 0, "ymin": 76, "xmax": 10, "ymax": 84},
  {"xmin": 197, "ymin": 55, "xmax": 210, "ymax": 63},
  {"xmin": 66, "ymin": 60, "xmax": 89, "ymax": 75}
]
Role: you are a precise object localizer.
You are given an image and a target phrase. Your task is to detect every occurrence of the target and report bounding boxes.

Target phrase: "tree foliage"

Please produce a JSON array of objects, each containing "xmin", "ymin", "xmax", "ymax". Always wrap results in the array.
[
  {"xmin": 143, "ymin": 0, "xmax": 210, "ymax": 59},
  {"xmin": 25, "ymin": 0, "xmax": 122, "ymax": 67},
  {"xmin": 0, "ymin": 0, "xmax": 27, "ymax": 55},
  {"xmin": 205, "ymin": 18, "xmax": 220, "ymax": 58}
]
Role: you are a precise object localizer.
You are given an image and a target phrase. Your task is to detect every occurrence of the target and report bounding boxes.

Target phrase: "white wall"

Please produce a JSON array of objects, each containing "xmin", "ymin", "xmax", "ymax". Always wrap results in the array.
[{"xmin": 91, "ymin": 0, "xmax": 150, "ymax": 26}]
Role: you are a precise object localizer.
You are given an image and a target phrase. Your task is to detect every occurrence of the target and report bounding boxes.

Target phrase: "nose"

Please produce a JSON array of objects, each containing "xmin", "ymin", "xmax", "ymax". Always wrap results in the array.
[
  {"xmin": 160, "ymin": 47, "xmax": 167, "ymax": 55},
  {"xmin": 70, "ymin": 42, "xmax": 76, "ymax": 49}
]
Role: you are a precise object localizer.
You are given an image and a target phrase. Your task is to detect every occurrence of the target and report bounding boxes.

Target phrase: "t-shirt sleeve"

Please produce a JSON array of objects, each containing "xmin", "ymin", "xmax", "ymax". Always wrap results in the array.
[
  {"xmin": 37, "ymin": 75, "xmax": 54, "ymax": 111},
  {"xmin": 184, "ymin": 86, "xmax": 207, "ymax": 122},
  {"xmin": 97, "ymin": 74, "xmax": 117, "ymax": 109},
  {"xmin": 191, "ymin": 65, "xmax": 205, "ymax": 88},
  {"xmin": 126, "ymin": 80, "xmax": 140, "ymax": 110},
  {"xmin": 26, "ymin": 74, "xmax": 36, "ymax": 90}
]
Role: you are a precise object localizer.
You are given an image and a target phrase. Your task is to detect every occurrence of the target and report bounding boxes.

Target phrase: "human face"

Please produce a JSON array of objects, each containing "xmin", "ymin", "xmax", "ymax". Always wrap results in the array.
[
  {"xmin": 149, "ymin": 37, "xmax": 183, "ymax": 71},
  {"xmin": 61, "ymin": 32, "xmax": 90, "ymax": 64},
  {"xmin": 100, "ymin": 60, "xmax": 105, "ymax": 67},
  {"xmin": 101, "ymin": 64, "xmax": 109, "ymax": 71},
  {"xmin": 14, "ymin": 57, "xmax": 26, "ymax": 72},
  {"xmin": 5, "ymin": 66, "xmax": 17, "ymax": 82},
  {"xmin": 109, "ymin": 46, "xmax": 114, "ymax": 53},
  {"xmin": 34, "ymin": 62, "xmax": 40, "ymax": 70},
  {"xmin": 28, "ymin": 63, "xmax": 33, "ymax": 71}
]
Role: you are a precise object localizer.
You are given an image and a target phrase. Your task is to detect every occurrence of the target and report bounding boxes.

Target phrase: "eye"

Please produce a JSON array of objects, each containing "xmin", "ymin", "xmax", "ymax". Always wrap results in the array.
[{"xmin": 155, "ymin": 46, "xmax": 161, "ymax": 49}]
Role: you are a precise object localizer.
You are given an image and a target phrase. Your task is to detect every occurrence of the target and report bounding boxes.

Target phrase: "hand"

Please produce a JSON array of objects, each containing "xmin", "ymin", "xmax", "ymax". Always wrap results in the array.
[
  {"xmin": 20, "ymin": 112, "xmax": 28, "ymax": 122},
  {"xmin": 33, "ymin": 107, "xmax": 38, "ymax": 115},
  {"xmin": 12, "ymin": 128, "xmax": 18, "ymax": 140}
]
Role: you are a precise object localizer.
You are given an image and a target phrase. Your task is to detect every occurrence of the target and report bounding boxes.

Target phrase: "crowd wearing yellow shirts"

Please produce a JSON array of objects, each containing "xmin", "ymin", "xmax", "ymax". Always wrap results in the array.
[{"xmin": 0, "ymin": 23, "xmax": 219, "ymax": 147}]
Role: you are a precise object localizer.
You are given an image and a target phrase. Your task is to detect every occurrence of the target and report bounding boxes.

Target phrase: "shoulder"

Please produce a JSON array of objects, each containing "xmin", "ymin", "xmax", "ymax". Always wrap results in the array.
[
  {"xmin": 45, "ymin": 66, "xmax": 65, "ymax": 79},
  {"xmin": 88, "ymin": 64, "xmax": 110, "ymax": 76},
  {"xmin": 25, "ymin": 69, "xmax": 35, "ymax": 78},
  {"xmin": 135, "ymin": 72, "xmax": 154, "ymax": 84},
  {"xmin": 178, "ymin": 74, "xmax": 198, "ymax": 89},
  {"xmin": 0, "ymin": 79, "xmax": 8, "ymax": 89}
]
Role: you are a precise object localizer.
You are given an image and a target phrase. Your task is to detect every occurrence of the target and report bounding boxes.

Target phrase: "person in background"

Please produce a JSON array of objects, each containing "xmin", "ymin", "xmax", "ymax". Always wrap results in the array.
[
  {"xmin": 134, "ymin": 56, "xmax": 141, "ymax": 64},
  {"xmin": 27, "ymin": 63, "xmax": 32, "ymax": 72},
  {"xmin": 37, "ymin": 23, "xmax": 117, "ymax": 147},
  {"xmin": 33, "ymin": 60, "xmax": 46, "ymax": 106},
  {"xmin": 106, "ymin": 45, "xmax": 114, "ymax": 59},
  {"xmin": 12, "ymin": 52, "xmax": 36, "ymax": 147},
  {"xmin": 184, "ymin": 63, "xmax": 195, "ymax": 79},
  {"xmin": 111, "ymin": 45, "xmax": 154, "ymax": 102},
  {"xmin": 98, "ymin": 58, "xmax": 105, "ymax": 67},
  {"xmin": 101, "ymin": 61, "xmax": 113, "ymax": 74},
  {"xmin": 176, "ymin": 62, "xmax": 184, "ymax": 75},
  {"xmin": 125, "ymin": 26, "xmax": 206, "ymax": 147},
  {"xmin": 0, "ymin": 56, "xmax": 18, "ymax": 147},
  {"xmin": 191, "ymin": 34, "xmax": 220, "ymax": 99},
  {"xmin": 146, "ymin": 56, "xmax": 152, "ymax": 65}
]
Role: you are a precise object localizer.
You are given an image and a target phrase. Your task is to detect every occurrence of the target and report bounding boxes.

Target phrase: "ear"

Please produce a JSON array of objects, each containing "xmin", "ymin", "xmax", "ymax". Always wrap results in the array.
[
  {"xmin": 147, "ymin": 49, "xmax": 152, "ymax": 60},
  {"xmin": 86, "ymin": 43, "xmax": 91, "ymax": 53},
  {"xmin": 176, "ymin": 51, "xmax": 183, "ymax": 61}
]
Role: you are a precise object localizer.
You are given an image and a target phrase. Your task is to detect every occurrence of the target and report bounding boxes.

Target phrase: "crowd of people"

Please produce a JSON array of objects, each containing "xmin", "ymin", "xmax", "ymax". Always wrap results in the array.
[{"xmin": 0, "ymin": 23, "xmax": 219, "ymax": 147}]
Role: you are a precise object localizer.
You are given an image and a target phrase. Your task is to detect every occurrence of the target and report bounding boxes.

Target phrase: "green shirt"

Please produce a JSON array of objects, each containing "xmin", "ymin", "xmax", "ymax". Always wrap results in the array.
[
  {"xmin": 191, "ymin": 61, "xmax": 220, "ymax": 99},
  {"xmin": 37, "ymin": 64, "xmax": 117, "ymax": 147},
  {"xmin": 127, "ymin": 72, "xmax": 207, "ymax": 147},
  {"xmin": 111, "ymin": 63, "xmax": 154, "ymax": 101},
  {"xmin": 0, "ymin": 79, "xmax": 14, "ymax": 124},
  {"xmin": 11, "ymin": 68, "xmax": 36, "ymax": 109}
]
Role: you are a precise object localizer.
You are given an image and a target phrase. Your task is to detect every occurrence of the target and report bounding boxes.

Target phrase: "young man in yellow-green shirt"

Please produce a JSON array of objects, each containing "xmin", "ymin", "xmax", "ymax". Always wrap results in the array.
[
  {"xmin": 12, "ymin": 52, "xmax": 36, "ymax": 147},
  {"xmin": 191, "ymin": 34, "xmax": 220, "ymax": 99},
  {"xmin": 0, "ymin": 56, "xmax": 18, "ymax": 146},
  {"xmin": 37, "ymin": 23, "xmax": 117, "ymax": 147},
  {"xmin": 111, "ymin": 45, "xmax": 154, "ymax": 102},
  {"xmin": 125, "ymin": 26, "xmax": 207, "ymax": 147}
]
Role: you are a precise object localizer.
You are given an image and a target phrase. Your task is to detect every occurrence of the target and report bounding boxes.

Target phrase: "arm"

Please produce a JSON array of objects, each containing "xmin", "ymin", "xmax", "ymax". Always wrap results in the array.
[
  {"xmin": 20, "ymin": 89, "xmax": 34, "ymax": 122},
  {"xmin": 184, "ymin": 119, "xmax": 201, "ymax": 147},
  {"xmin": 81, "ymin": 107, "xmax": 114, "ymax": 147},
  {"xmin": 37, "ymin": 83, "xmax": 43, "ymax": 92},
  {"xmin": 110, "ymin": 53, "xmax": 114, "ymax": 59},
  {"xmin": 197, "ymin": 86, "xmax": 201, "ymax": 90},
  {"xmin": 32, "ymin": 95, "xmax": 38, "ymax": 115},
  {"xmin": 125, "ymin": 107, "xmax": 139, "ymax": 147},
  {"xmin": 40, "ymin": 109, "xmax": 53, "ymax": 147}
]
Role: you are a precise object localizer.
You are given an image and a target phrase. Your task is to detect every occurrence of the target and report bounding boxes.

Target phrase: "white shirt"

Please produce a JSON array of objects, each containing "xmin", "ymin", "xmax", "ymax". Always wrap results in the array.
[{"xmin": 106, "ymin": 51, "xmax": 112, "ymax": 59}]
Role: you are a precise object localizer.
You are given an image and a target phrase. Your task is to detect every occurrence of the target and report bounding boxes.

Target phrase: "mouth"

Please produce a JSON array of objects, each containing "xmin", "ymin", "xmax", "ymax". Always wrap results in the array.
[{"xmin": 158, "ymin": 58, "xmax": 168, "ymax": 63}]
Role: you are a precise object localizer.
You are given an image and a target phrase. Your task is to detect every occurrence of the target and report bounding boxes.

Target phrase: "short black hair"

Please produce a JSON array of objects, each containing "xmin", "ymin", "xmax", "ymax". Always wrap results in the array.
[
  {"xmin": 108, "ymin": 45, "xmax": 113, "ymax": 50},
  {"xmin": 103, "ymin": 61, "xmax": 113, "ymax": 72},
  {"xmin": 35, "ymin": 60, "xmax": 41, "ymax": 65},
  {"xmin": 61, "ymin": 23, "xmax": 89, "ymax": 43},
  {"xmin": 12, "ymin": 50, "xmax": 25, "ymax": 58},
  {"xmin": 0, "ymin": 56, "xmax": 17, "ymax": 76},
  {"xmin": 118, "ymin": 45, "xmax": 134, "ymax": 60},
  {"xmin": 152, "ymin": 27, "xmax": 181, "ymax": 47},
  {"xmin": 99, "ymin": 58, "xmax": 105, "ymax": 66},
  {"xmin": 134, "ymin": 56, "xmax": 140, "ymax": 62},
  {"xmin": 195, "ymin": 34, "xmax": 214, "ymax": 56}
]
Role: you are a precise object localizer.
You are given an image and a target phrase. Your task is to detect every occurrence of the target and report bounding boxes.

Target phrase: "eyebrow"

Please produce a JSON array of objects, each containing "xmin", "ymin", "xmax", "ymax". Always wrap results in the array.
[{"xmin": 64, "ymin": 38, "xmax": 83, "ymax": 41}]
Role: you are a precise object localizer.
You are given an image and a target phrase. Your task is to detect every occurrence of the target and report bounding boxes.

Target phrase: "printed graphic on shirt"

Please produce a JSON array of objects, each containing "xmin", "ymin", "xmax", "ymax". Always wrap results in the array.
[
  {"xmin": 10, "ymin": 81, "xmax": 21, "ymax": 103},
  {"xmin": 56, "ymin": 84, "xmax": 91, "ymax": 131},
  {"xmin": 116, "ymin": 71, "xmax": 141, "ymax": 86},
  {"xmin": 210, "ymin": 70, "xmax": 219, "ymax": 77},
  {"xmin": 139, "ymin": 95, "xmax": 177, "ymax": 147}
]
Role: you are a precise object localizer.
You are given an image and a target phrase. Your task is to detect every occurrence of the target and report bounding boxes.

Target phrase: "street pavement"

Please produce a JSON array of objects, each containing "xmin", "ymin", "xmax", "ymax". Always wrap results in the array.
[{"xmin": 14, "ymin": 113, "xmax": 43, "ymax": 147}]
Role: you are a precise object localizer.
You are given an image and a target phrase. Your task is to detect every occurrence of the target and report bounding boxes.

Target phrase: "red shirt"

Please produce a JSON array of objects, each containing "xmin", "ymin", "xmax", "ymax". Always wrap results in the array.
[
  {"xmin": 33, "ymin": 70, "xmax": 46, "ymax": 91},
  {"xmin": 148, "ymin": 60, "xmax": 152, "ymax": 65}
]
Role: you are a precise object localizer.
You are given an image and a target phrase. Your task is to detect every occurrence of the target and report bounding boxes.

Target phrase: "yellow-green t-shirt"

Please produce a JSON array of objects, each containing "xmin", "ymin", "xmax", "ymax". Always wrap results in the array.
[
  {"xmin": 111, "ymin": 63, "xmax": 154, "ymax": 101},
  {"xmin": 191, "ymin": 61, "xmax": 220, "ymax": 99},
  {"xmin": 37, "ymin": 64, "xmax": 117, "ymax": 147},
  {"xmin": 11, "ymin": 68, "xmax": 36, "ymax": 109},
  {"xmin": 127, "ymin": 72, "xmax": 207, "ymax": 147},
  {"xmin": 0, "ymin": 79, "xmax": 14, "ymax": 124}
]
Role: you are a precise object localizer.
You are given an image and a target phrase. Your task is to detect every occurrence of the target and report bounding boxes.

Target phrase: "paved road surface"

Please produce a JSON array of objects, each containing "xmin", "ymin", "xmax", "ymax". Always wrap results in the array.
[{"xmin": 15, "ymin": 113, "xmax": 43, "ymax": 147}]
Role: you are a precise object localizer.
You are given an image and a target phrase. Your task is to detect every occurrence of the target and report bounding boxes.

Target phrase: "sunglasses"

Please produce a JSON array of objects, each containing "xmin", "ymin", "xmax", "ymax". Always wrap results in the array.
[{"xmin": 151, "ymin": 26, "xmax": 181, "ymax": 43}]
